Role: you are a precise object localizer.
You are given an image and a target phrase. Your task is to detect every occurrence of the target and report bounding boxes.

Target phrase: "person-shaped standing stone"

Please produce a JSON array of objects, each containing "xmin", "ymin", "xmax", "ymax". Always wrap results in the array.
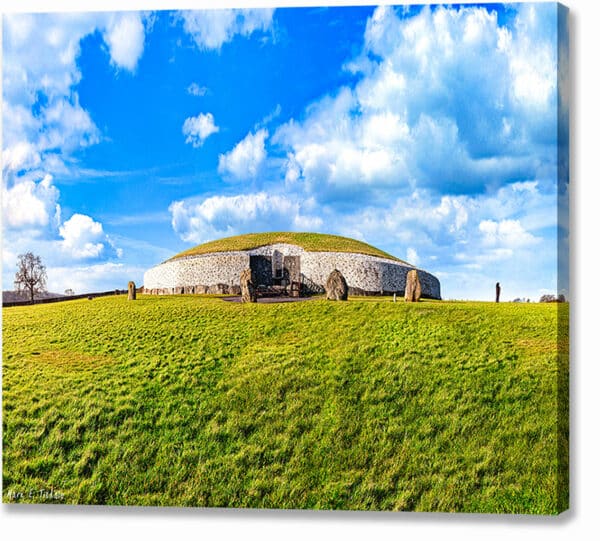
[
  {"xmin": 404, "ymin": 270, "xmax": 421, "ymax": 302},
  {"xmin": 240, "ymin": 268, "xmax": 257, "ymax": 303},
  {"xmin": 128, "ymin": 281, "xmax": 136, "ymax": 301}
]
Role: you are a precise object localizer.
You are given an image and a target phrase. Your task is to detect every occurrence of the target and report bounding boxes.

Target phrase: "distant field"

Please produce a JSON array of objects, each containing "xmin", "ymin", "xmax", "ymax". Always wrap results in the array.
[{"xmin": 2, "ymin": 295, "xmax": 568, "ymax": 513}]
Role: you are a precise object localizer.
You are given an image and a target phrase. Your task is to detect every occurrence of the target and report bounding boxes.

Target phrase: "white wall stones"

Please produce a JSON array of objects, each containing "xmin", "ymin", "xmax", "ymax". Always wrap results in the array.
[
  {"xmin": 143, "ymin": 243, "xmax": 441, "ymax": 299},
  {"xmin": 144, "ymin": 253, "xmax": 248, "ymax": 291}
]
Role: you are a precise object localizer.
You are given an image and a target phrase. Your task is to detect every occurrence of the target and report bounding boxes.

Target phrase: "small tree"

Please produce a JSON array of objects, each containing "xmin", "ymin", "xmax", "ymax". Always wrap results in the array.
[
  {"xmin": 14, "ymin": 252, "xmax": 47, "ymax": 303},
  {"xmin": 65, "ymin": 288, "xmax": 75, "ymax": 296}
]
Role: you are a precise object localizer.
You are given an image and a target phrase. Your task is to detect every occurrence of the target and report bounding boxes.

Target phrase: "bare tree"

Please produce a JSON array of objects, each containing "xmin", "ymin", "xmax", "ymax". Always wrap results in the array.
[{"xmin": 14, "ymin": 252, "xmax": 47, "ymax": 303}]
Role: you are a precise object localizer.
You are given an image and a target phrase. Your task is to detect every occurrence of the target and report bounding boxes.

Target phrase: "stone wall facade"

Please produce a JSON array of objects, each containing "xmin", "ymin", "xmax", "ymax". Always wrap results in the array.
[{"xmin": 143, "ymin": 243, "xmax": 441, "ymax": 299}]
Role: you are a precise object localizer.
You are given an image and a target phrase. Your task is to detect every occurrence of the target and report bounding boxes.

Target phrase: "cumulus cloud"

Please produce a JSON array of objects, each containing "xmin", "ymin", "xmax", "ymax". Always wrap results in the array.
[
  {"xmin": 3, "ymin": 13, "xmax": 94, "ymax": 105},
  {"xmin": 478, "ymin": 219, "xmax": 541, "ymax": 248},
  {"xmin": 187, "ymin": 82, "xmax": 208, "ymax": 96},
  {"xmin": 41, "ymin": 96, "xmax": 101, "ymax": 151},
  {"xmin": 103, "ymin": 12, "xmax": 146, "ymax": 72},
  {"xmin": 2, "ymin": 11, "xmax": 150, "ymax": 199},
  {"xmin": 406, "ymin": 247, "xmax": 420, "ymax": 267},
  {"xmin": 59, "ymin": 214, "xmax": 107, "ymax": 259},
  {"xmin": 182, "ymin": 112, "xmax": 219, "ymax": 147},
  {"xmin": 339, "ymin": 179, "xmax": 549, "ymax": 256},
  {"xmin": 2, "ymin": 12, "xmax": 150, "ymax": 182},
  {"xmin": 218, "ymin": 129, "xmax": 268, "ymax": 179},
  {"xmin": 46, "ymin": 262, "xmax": 146, "ymax": 295},
  {"xmin": 274, "ymin": 4, "xmax": 558, "ymax": 203},
  {"xmin": 2, "ymin": 141, "xmax": 41, "ymax": 173},
  {"xmin": 178, "ymin": 8, "xmax": 274, "ymax": 51},
  {"xmin": 169, "ymin": 192, "xmax": 322, "ymax": 244},
  {"xmin": 1, "ymin": 11, "xmax": 149, "ymax": 290},
  {"xmin": 2, "ymin": 174, "xmax": 60, "ymax": 231},
  {"xmin": 3, "ymin": 16, "xmax": 98, "ymax": 182},
  {"xmin": 326, "ymin": 178, "xmax": 555, "ymax": 300}
]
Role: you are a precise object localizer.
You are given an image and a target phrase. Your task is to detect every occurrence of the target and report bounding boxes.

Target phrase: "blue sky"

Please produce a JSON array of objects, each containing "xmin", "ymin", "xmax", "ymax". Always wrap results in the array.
[{"xmin": 2, "ymin": 2, "xmax": 568, "ymax": 300}]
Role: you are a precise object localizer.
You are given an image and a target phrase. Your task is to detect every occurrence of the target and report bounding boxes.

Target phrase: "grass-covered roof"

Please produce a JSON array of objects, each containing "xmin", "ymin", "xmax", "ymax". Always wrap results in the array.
[{"xmin": 170, "ymin": 232, "xmax": 406, "ymax": 263}]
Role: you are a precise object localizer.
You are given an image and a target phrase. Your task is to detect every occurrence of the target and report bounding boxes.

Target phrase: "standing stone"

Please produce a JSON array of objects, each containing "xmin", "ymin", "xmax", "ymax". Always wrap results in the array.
[
  {"xmin": 240, "ymin": 268, "xmax": 257, "ymax": 303},
  {"xmin": 404, "ymin": 270, "xmax": 422, "ymax": 302},
  {"xmin": 128, "ymin": 281, "xmax": 136, "ymax": 301},
  {"xmin": 325, "ymin": 269, "xmax": 348, "ymax": 301},
  {"xmin": 496, "ymin": 282, "xmax": 501, "ymax": 303}
]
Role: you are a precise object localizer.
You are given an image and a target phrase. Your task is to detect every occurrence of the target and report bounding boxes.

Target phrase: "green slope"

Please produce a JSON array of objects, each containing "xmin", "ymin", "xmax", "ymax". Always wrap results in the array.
[
  {"xmin": 169, "ymin": 232, "xmax": 406, "ymax": 263},
  {"xmin": 3, "ymin": 296, "xmax": 568, "ymax": 512}
]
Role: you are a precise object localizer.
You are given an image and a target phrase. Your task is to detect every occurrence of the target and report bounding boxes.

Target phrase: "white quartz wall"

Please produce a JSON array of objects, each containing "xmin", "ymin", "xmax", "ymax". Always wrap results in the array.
[
  {"xmin": 143, "ymin": 243, "xmax": 441, "ymax": 299},
  {"xmin": 143, "ymin": 253, "xmax": 249, "ymax": 290}
]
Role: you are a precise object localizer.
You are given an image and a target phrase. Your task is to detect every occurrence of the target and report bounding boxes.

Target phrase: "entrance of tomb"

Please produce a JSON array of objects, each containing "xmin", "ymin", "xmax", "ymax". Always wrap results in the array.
[
  {"xmin": 250, "ymin": 255, "xmax": 273, "ymax": 286},
  {"xmin": 249, "ymin": 254, "xmax": 301, "ymax": 296}
]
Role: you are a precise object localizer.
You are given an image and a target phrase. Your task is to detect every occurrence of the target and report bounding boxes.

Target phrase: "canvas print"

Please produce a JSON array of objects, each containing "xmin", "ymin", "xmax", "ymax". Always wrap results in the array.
[{"xmin": 2, "ymin": 3, "xmax": 569, "ymax": 513}]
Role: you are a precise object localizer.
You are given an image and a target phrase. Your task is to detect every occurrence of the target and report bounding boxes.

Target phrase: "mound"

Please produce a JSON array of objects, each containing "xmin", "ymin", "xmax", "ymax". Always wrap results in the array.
[
  {"xmin": 144, "ymin": 231, "xmax": 441, "ymax": 299},
  {"xmin": 169, "ymin": 232, "xmax": 404, "ymax": 263}
]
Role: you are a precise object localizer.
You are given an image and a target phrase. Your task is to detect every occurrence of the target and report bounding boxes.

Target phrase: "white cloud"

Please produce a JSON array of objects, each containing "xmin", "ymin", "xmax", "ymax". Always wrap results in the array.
[
  {"xmin": 406, "ymin": 247, "xmax": 420, "ymax": 266},
  {"xmin": 297, "ymin": 173, "xmax": 555, "ymax": 301},
  {"xmin": 1, "ymin": 11, "xmax": 154, "ymax": 293},
  {"xmin": 46, "ymin": 262, "xmax": 146, "ymax": 295},
  {"xmin": 456, "ymin": 248, "xmax": 515, "ymax": 265},
  {"xmin": 2, "ymin": 174, "xmax": 60, "ymax": 231},
  {"xmin": 179, "ymin": 8, "xmax": 274, "ymax": 51},
  {"xmin": 103, "ymin": 12, "xmax": 146, "ymax": 72},
  {"xmin": 508, "ymin": 5, "xmax": 557, "ymax": 110},
  {"xmin": 3, "ymin": 11, "xmax": 147, "ymax": 102},
  {"xmin": 3, "ymin": 13, "xmax": 96, "ymax": 104},
  {"xmin": 218, "ymin": 129, "xmax": 268, "ymax": 179},
  {"xmin": 187, "ymin": 82, "xmax": 208, "ymax": 96},
  {"xmin": 258, "ymin": 104, "xmax": 282, "ymax": 127},
  {"xmin": 274, "ymin": 88, "xmax": 411, "ymax": 203},
  {"xmin": 478, "ymin": 219, "xmax": 541, "ymax": 248},
  {"xmin": 2, "ymin": 141, "xmax": 42, "ymax": 177},
  {"xmin": 274, "ymin": 4, "xmax": 558, "ymax": 202},
  {"xmin": 169, "ymin": 192, "xmax": 322, "ymax": 244},
  {"xmin": 182, "ymin": 112, "xmax": 219, "ymax": 147},
  {"xmin": 1, "ymin": 10, "xmax": 151, "ymax": 245},
  {"xmin": 39, "ymin": 96, "xmax": 100, "ymax": 152},
  {"xmin": 59, "ymin": 213, "xmax": 107, "ymax": 259},
  {"xmin": 2, "ymin": 12, "xmax": 150, "ymax": 186}
]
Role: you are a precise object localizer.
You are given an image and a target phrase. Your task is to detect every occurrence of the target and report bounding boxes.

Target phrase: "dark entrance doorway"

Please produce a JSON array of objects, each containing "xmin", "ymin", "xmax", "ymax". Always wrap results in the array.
[
  {"xmin": 250, "ymin": 255, "xmax": 273, "ymax": 286},
  {"xmin": 249, "ymin": 254, "xmax": 302, "ymax": 295}
]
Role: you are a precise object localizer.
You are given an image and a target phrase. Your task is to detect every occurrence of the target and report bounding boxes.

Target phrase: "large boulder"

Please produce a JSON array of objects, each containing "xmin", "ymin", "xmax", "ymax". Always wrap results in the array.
[
  {"xmin": 128, "ymin": 281, "xmax": 136, "ymax": 301},
  {"xmin": 240, "ymin": 268, "xmax": 257, "ymax": 303},
  {"xmin": 207, "ymin": 283, "xmax": 229, "ymax": 295},
  {"xmin": 404, "ymin": 270, "xmax": 421, "ymax": 302},
  {"xmin": 325, "ymin": 269, "xmax": 348, "ymax": 301}
]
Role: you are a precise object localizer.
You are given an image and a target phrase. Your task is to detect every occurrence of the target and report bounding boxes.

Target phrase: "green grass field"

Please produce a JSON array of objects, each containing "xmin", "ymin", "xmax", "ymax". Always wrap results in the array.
[{"xmin": 2, "ymin": 295, "xmax": 568, "ymax": 513}]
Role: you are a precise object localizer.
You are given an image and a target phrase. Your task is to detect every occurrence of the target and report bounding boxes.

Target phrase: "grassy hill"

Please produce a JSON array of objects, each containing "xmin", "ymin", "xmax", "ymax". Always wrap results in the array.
[
  {"xmin": 2, "ymin": 295, "xmax": 568, "ymax": 512},
  {"xmin": 169, "ymin": 232, "xmax": 406, "ymax": 263}
]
